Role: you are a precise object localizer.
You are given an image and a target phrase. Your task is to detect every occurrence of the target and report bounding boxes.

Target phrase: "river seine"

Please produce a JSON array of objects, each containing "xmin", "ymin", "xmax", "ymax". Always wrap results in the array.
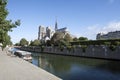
[{"xmin": 32, "ymin": 53, "xmax": 120, "ymax": 80}]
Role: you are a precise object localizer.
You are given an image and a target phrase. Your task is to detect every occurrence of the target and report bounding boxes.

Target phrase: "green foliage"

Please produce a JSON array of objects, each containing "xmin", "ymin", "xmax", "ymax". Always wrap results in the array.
[
  {"xmin": 73, "ymin": 37, "xmax": 78, "ymax": 42},
  {"xmin": 51, "ymin": 32, "xmax": 65, "ymax": 43},
  {"xmin": 104, "ymin": 42, "xmax": 111, "ymax": 46},
  {"xmin": 20, "ymin": 38, "xmax": 28, "ymax": 46},
  {"xmin": 30, "ymin": 39, "xmax": 40, "ymax": 46},
  {"xmin": 46, "ymin": 40, "xmax": 52, "ymax": 46},
  {"xmin": 14, "ymin": 43, "xmax": 20, "ymax": 46},
  {"xmin": 64, "ymin": 33, "xmax": 73, "ymax": 42},
  {"xmin": 0, "ymin": 0, "xmax": 20, "ymax": 48},
  {"xmin": 51, "ymin": 32, "xmax": 72, "ymax": 46},
  {"xmin": 109, "ymin": 45, "xmax": 116, "ymax": 51},
  {"xmin": 71, "ymin": 39, "xmax": 120, "ymax": 46},
  {"xmin": 59, "ymin": 39, "xmax": 69, "ymax": 46},
  {"xmin": 113, "ymin": 41, "xmax": 120, "ymax": 46},
  {"xmin": 79, "ymin": 37, "xmax": 88, "ymax": 41},
  {"xmin": 4, "ymin": 34, "xmax": 12, "ymax": 45}
]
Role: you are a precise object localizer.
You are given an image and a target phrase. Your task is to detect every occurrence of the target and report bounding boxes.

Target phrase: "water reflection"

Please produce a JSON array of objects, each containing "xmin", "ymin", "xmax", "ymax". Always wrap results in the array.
[{"xmin": 32, "ymin": 53, "xmax": 120, "ymax": 80}]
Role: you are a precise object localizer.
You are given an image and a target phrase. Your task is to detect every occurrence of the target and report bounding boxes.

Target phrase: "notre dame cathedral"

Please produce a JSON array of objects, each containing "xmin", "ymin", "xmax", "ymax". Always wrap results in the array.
[{"xmin": 38, "ymin": 21, "xmax": 68, "ymax": 41}]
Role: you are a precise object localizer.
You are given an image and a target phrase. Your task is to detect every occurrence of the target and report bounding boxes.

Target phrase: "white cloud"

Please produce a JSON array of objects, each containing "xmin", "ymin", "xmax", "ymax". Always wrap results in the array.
[
  {"xmin": 101, "ymin": 21, "xmax": 120, "ymax": 33},
  {"xmin": 83, "ymin": 21, "xmax": 120, "ymax": 40}
]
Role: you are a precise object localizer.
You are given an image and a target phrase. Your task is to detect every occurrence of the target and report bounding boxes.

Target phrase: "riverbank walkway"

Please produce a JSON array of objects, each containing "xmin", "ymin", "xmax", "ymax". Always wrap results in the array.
[{"xmin": 0, "ymin": 48, "xmax": 62, "ymax": 80}]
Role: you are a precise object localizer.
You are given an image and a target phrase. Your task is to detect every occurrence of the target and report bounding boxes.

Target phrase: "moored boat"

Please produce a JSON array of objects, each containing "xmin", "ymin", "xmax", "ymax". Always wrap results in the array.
[{"xmin": 14, "ymin": 50, "xmax": 32, "ymax": 61}]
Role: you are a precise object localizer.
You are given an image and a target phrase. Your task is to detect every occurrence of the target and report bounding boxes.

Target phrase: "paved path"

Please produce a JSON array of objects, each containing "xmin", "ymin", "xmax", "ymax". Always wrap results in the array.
[{"xmin": 0, "ymin": 48, "xmax": 62, "ymax": 80}]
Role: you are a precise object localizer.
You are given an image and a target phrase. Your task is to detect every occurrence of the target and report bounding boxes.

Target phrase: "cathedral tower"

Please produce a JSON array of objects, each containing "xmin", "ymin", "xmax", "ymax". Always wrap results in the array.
[{"xmin": 55, "ymin": 20, "xmax": 58, "ymax": 31}]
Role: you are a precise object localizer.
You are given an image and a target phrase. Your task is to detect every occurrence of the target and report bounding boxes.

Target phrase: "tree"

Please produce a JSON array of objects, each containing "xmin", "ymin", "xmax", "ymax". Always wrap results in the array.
[
  {"xmin": 64, "ymin": 33, "xmax": 73, "ymax": 42},
  {"xmin": 14, "ymin": 43, "xmax": 20, "ymax": 46},
  {"xmin": 51, "ymin": 32, "xmax": 73, "ymax": 46},
  {"xmin": 51, "ymin": 32, "xmax": 65, "ymax": 42},
  {"xmin": 0, "ymin": 0, "xmax": 20, "ymax": 49},
  {"xmin": 46, "ymin": 40, "xmax": 52, "ymax": 46},
  {"xmin": 20, "ymin": 38, "xmax": 28, "ymax": 46},
  {"xmin": 59, "ymin": 39, "xmax": 69, "ymax": 46},
  {"xmin": 30, "ymin": 39, "xmax": 40, "ymax": 46},
  {"xmin": 4, "ymin": 34, "xmax": 12, "ymax": 45},
  {"xmin": 51, "ymin": 32, "xmax": 65, "ymax": 44},
  {"xmin": 79, "ymin": 37, "xmax": 88, "ymax": 41},
  {"xmin": 29, "ymin": 40, "xmax": 33, "ymax": 46},
  {"xmin": 73, "ymin": 37, "xmax": 78, "ymax": 42}
]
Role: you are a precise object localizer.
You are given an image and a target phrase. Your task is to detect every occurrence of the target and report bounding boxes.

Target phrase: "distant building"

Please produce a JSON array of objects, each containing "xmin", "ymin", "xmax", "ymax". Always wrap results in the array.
[
  {"xmin": 55, "ymin": 21, "xmax": 58, "ymax": 31},
  {"xmin": 38, "ymin": 20, "xmax": 69, "ymax": 42},
  {"xmin": 96, "ymin": 31, "xmax": 120, "ymax": 40},
  {"xmin": 38, "ymin": 25, "xmax": 54, "ymax": 41},
  {"xmin": 55, "ymin": 21, "xmax": 68, "ymax": 33},
  {"xmin": 38, "ymin": 26, "xmax": 46, "ymax": 40}
]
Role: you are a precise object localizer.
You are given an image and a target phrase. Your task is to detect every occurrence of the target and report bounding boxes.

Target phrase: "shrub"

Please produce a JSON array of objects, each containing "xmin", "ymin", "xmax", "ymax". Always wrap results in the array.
[
  {"xmin": 109, "ymin": 45, "xmax": 116, "ymax": 51},
  {"xmin": 114, "ymin": 41, "xmax": 120, "ymax": 46}
]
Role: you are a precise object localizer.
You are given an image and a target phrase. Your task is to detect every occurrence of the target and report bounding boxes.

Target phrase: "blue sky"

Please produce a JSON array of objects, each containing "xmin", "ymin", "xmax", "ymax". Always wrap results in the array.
[{"xmin": 7, "ymin": 0, "xmax": 120, "ymax": 43}]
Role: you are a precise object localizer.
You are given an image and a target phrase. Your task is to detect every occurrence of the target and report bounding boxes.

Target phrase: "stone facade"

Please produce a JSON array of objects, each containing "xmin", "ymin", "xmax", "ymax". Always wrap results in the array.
[
  {"xmin": 96, "ymin": 31, "xmax": 120, "ymax": 40},
  {"xmin": 38, "ymin": 26, "xmax": 54, "ymax": 41},
  {"xmin": 19, "ymin": 45, "xmax": 120, "ymax": 60},
  {"xmin": 38, "ymin": 21, "xmax": 69, "ymax": 42}
]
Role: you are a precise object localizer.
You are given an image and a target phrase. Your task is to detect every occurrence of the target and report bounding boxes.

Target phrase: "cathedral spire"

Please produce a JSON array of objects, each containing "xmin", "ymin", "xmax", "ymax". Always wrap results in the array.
[{"xmin": 55, "ymin": 18, "xmax": 58, "ymax": 31}]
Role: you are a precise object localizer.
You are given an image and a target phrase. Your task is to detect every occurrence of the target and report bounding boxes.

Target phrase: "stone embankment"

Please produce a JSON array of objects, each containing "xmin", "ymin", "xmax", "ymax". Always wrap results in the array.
[
  {"xmin": 19, "ymin": 45, "xmax": 120, "ymax": 60},
  {"xmin": 0, "ymin": 47, "xmax": 62, "ymax": 80}
]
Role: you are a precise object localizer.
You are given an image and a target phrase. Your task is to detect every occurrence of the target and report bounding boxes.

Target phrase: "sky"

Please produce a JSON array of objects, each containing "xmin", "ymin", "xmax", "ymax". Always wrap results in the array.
[{"xmin": 7, "ymin": 0, "xmax": 120, "ymax": 43}]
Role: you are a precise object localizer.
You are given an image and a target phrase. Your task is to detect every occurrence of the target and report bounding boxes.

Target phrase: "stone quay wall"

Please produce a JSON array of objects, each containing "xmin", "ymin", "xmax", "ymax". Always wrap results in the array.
[{"xmin": 18, "ymin": 45, "xmax": 120, "ymax": 60}]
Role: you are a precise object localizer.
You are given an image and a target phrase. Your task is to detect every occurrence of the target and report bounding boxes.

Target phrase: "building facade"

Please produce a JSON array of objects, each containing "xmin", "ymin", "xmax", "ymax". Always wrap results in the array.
[
  {"xmin": 55, "ymin": 21, "xmax": 68, "ymax": 33},
  {"xmin": 38, "ymin": 26, "xmax": 45, "ymax": 40},
  {"xmin": 96, "ymin": 31, "xmax": 120, "ymax": 40},
  {"xmin": 38, "ymin": 21, "xmax": 69, "ymax": 41},
  {"xmin": 38, "ymin": 26, "xmax": 54, "ymax": 41}
]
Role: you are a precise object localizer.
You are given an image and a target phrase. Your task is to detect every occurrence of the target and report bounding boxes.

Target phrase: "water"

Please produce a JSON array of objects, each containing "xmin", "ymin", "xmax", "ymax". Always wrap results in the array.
[{"xmin": 32, "ymin": 53, "xmax": 120, "ymax": 80}]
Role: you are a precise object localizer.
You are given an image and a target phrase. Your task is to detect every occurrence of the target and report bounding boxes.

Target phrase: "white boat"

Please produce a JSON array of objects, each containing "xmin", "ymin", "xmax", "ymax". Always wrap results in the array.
[
  {"xmin": 14, "ymin": 50, "xmax": 32, "ymax": 61},
  {"xmin": 8, "ymin": 47, "xmax": 17, "ymax": 54}
]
